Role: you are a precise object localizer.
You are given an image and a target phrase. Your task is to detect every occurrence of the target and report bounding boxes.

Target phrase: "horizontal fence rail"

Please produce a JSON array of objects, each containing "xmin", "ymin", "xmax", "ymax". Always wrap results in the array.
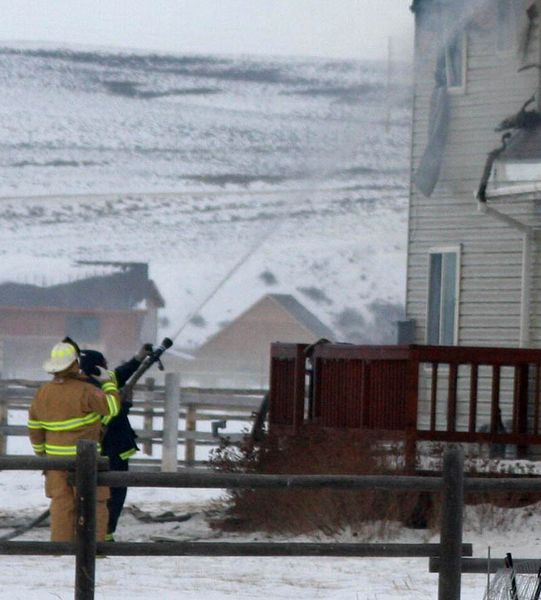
[
  {"xmin": 3, "ymin": 456, "xmax": 538, "ymax": 492},
  {"xmin": 97, "ymin": 471, "xmax": 446, "ymax": 491},
  {"xmin": 429, "ymin": 558, "xmax": 541, "ymax": 574},
  {"xmin": 0, "ymin": 540, "xmax": 473, "ymax": 558}
]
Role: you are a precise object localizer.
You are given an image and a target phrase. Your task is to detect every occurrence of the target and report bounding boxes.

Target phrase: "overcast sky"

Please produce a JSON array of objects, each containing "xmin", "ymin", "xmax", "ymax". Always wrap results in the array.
[{"xmin": 0, "ymin": 0, "xmax": 414, "ymax": 61}]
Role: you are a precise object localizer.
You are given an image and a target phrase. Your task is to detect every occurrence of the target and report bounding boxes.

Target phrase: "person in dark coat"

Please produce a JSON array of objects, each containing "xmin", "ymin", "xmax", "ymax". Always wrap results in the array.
[{"xmin": 75, "ymin": 342, "xmax": 151, "ymax": 541}]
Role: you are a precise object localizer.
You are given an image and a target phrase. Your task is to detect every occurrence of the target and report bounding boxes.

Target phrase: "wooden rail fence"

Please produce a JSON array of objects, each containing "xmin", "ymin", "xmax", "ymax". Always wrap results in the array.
[
  {"xmin": 0, "ymin": 374, "xmax": 266, "ymax": 469},
  {"xmin": 8, "ymin": 445, "xmax": 541, "ymax": 598},
  {"xmin": 0, "ymin": 442, "xmax": 484, "ymax": 600}
]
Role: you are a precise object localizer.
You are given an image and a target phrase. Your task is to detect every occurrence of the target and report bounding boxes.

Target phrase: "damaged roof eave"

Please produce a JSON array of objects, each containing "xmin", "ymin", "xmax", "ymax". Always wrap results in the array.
[
  {"xmin": 484, "ymin": 159, "xmax": 541, "ymax": 200},
  {"xmin": 410, "ymin": 0, "xmax": 452, "ymax": 12}
]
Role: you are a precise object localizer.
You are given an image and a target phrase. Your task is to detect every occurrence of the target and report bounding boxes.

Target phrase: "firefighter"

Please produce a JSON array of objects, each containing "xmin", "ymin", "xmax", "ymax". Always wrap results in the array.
[
  {"xmin": 27, "ymin": 341, "xmax": 120, "ymax": 542},
  {"xmin": 78, "ymin": 344, "xmax": 151, "ymax": 542}
]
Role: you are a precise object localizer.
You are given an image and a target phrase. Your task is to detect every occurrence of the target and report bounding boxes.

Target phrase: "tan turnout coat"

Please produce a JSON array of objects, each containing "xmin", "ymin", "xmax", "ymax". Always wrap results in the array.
[{"xmin": 28, "ymin": 371, "xmax": 120, "ymax": 456}]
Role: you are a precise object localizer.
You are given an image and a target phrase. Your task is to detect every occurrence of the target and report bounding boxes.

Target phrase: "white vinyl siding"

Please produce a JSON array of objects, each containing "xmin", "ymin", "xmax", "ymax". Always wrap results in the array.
[{"xmin": 496, "ymin": 0, "xmax": 515, "ymax": 53}]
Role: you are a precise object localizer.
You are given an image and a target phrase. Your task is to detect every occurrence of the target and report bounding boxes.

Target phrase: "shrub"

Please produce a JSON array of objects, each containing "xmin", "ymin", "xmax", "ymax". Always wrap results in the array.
[
  {"xmin": 209, "ymin": 429, "xmax": 432, "ymax": 536},
  {"xmin": 209, "ymin": 433, "xmax": 541, "ymax": 536}
]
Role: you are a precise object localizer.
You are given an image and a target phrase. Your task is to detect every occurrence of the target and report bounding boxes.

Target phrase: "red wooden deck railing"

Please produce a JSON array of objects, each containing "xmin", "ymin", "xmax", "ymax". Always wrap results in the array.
[
  {"xmin": 269, "ymin": 343, "xmax": 541, "ymax": 460},
  {"xmin": 269, "ymin": 343, "xmax": 307, "ymax": 431}
]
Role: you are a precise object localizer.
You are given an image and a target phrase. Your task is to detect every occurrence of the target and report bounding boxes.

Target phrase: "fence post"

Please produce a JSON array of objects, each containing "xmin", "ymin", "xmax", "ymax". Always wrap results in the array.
[
  {"xmin": 75, "ymin": 440, "xmax": 98, "ymax": 600},
  {"xmin": 0, "ymin": 392, "xmax": 7, "ymax": 455},
  {"xmin": 185, "ymin": 397, "xmax": 197, "ymax": 467},
  {"xmin": 162, "ymin": 373, "xmax": 180, "ymax": 472},
  {"xmin": 142, "ymin": 377, "xmax": 155, "ymax": 456},
  {"xmin": 438, "ymin": 444, "xmax": 464, "ymax": 600}
]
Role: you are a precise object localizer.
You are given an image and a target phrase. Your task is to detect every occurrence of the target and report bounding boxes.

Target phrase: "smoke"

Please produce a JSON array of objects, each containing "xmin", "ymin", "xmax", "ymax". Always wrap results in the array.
[
  {"xmin": 333, "ymin": 300, "xmax": 405, "ymax": 344},
  {"xmin": 417, "ymin": 0, "xmax": 528, "ymax": 70}
]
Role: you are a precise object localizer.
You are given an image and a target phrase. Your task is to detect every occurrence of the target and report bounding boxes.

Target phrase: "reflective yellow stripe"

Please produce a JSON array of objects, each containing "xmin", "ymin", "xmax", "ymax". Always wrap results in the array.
[
  {"xmin": 45, "ymin": 444, "xmax": 77, "ymax": 456},
  {"xmin": 102, "ymin": 393, "xmax": 121, "ymax": 424},
  {"xmin": 105, "ymin": 393, "xmax": 120, "ymax": 417},
  {"xmin": 100, "ymin": 373, "xmax": 120, "ymax": 419},
  {"xmin": 32, "ymin": 443, "xmax": 45, "ymax": 453},
  {"xmin": 52, "ymin": 348, "xmax": 76, "ymax": 359},
  {"xmin": 29, "ymin": 412, "xmax": 101, "ymax": 432},
  {"xmin": 45, "ymin": 442, "xmax": 101, "ymax": 456},
  {"xmin": 119, "ymin": 448, "xmax": 136, "ymax": 460}
]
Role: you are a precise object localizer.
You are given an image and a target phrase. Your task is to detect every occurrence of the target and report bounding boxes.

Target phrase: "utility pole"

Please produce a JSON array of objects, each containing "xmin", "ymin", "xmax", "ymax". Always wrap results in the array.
[{"xmin": 385, "ymin": 36, "xmax": 393, "ymax": 134}]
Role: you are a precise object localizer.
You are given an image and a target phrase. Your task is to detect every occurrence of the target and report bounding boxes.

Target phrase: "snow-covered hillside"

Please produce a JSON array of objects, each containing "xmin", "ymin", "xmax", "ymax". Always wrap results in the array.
[{"xmin": 0, "ymin": 45, "xmax": 411, "ymax": 349}]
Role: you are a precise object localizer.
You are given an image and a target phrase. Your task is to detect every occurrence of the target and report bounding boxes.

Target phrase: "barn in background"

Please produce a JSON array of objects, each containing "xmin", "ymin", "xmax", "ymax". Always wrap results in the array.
[
  {"xmin": 175, "ymin": 293, "xmax": 334, "ymax": 387},
  {"xmin": 0, "ymin": 261, "xmax": 164, "ymax": 379}
]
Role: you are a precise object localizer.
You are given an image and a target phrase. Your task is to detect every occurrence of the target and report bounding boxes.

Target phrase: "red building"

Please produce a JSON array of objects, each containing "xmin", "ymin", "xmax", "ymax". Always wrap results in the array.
[{"xmin": 0, "ymin": 262, "xmax": 164, "ymax": 379}]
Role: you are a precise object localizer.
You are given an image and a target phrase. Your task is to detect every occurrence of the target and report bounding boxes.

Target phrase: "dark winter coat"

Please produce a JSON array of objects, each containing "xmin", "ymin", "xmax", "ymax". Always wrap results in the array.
[
  {"xmin": 102, "ymin": 357, "xmax": 140, "ymax": 461},
  {"xmin": 83, "ymin": 357, "xmax": 140, "ymax": 461}
]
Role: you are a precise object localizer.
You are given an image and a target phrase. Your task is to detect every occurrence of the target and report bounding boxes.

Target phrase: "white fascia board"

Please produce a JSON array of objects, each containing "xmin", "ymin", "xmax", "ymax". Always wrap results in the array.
[
  {"xmin": 486, "ymin": 160, "xmax": 541, "ymax": 198},
  {"xmin": 496, "ymin": 160, "xmax": 541, "ymax": 182},
  {"xmin": 485, "ymin": 181, "xmax": 541, "ymax": 198}
]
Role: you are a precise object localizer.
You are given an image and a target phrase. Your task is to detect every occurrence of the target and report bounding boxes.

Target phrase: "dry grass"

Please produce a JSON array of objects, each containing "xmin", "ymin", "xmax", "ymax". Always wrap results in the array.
[
  {"xmin": 209, "ymin": 432, "xmax": 541, "ymax": 536},
  {"xmin": 209, "ymin": 429, "xmax": 434, "ymax": 535}
]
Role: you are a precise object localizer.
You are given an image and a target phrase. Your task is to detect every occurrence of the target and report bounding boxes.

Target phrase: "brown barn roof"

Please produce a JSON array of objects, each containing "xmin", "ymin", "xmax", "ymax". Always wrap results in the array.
[{"xmin": 0, "ymin": 262, "xmax": 164, "ymax": 310}]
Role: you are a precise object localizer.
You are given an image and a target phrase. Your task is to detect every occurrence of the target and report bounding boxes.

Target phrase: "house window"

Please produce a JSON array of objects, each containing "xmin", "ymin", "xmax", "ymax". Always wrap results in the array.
[
  {"xmin": 445, "ymin": 32, "xmax": 466, "ymax": 90},
  {"xmin": 496, "ymin": 0, "xmax": 514, "ymax": 52},
  {"xmin": 427, "ymin": 248, "xmax": 460, "ymax": 345},
  {"xmin": 65, "ymin": 315, "xmax": 100, "ymax": 343}
]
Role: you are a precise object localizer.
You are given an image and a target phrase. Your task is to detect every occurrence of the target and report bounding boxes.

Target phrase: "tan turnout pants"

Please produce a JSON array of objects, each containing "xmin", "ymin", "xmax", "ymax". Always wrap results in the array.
[{"xmin": 45, "ymin": 470, "xmax": 110, "ymax": 542}]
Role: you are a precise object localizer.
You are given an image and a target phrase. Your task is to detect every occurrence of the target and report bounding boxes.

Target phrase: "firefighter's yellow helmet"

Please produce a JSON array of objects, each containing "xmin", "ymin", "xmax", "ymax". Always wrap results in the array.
[{"xmin": 43, "ymin": 342, "xmax": 79, "ymax": 374}]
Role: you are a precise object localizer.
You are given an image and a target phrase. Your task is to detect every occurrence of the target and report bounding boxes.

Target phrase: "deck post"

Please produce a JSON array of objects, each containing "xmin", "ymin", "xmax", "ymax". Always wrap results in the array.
[
  {"xmin": 293, "ymin": 344, "xmax": 306, "ymax": 433},
  {"xmin": 438, "ymin": 445, "xmax": 464, "ymax": 600},
  {"xmin": 514, "ymin": 364, "xmax": 529, "ymax": 458},
  {"xmin": 75, "ymin": 440, "xmax": 98, "ymax": 600},
  {"xmin": 162, "ymin": 372, "xmax": 181, "ymax": 472},
  {"xmin": 405, "ymin": 346, "xmax": 420, "ymax": 472}
]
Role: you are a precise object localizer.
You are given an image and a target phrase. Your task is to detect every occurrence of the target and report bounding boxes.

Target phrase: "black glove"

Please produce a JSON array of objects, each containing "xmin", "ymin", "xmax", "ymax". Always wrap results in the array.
[{"xmin": 135, "ymin": 343, "xmax": 153, "ymax": 362}]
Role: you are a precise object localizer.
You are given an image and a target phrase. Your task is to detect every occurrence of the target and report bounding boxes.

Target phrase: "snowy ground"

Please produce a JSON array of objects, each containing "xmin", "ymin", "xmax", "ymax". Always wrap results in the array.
[{"xmin": 2, "ymin": 465, "xmax": 541, "ymax": 599}]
